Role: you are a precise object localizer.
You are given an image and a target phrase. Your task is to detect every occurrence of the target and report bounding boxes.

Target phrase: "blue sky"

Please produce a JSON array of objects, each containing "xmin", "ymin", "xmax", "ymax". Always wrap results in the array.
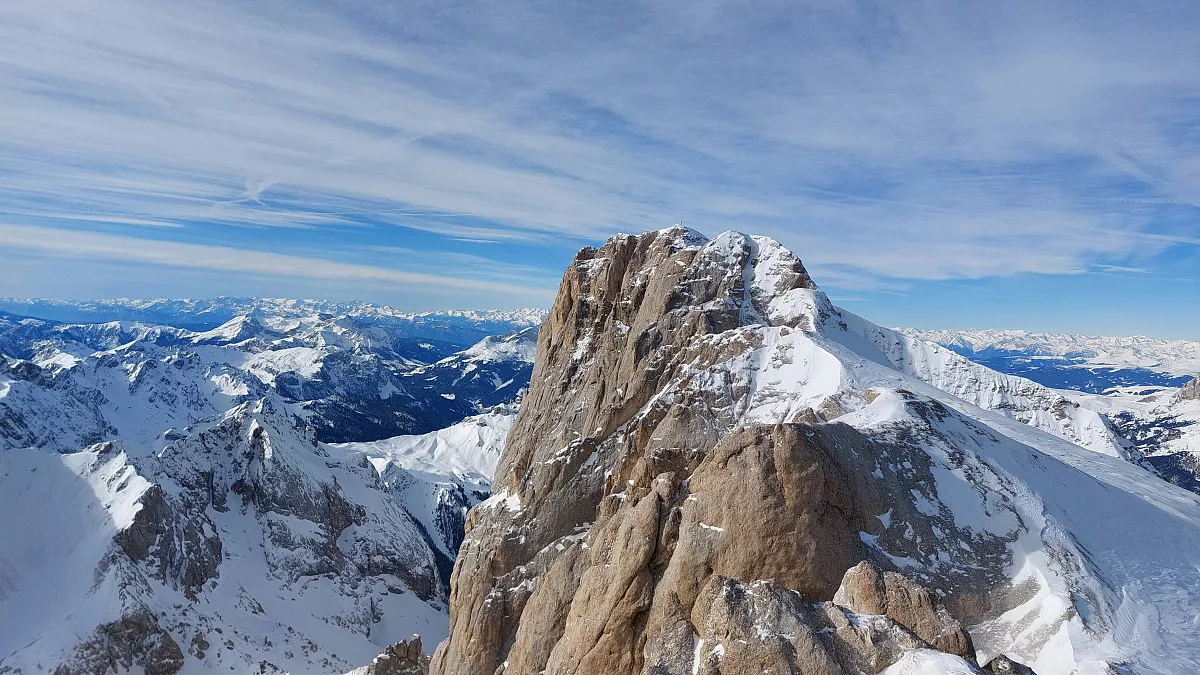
[{"xmin": 1, "ymin": 0, "xmax": 1198, "ymax": 337}]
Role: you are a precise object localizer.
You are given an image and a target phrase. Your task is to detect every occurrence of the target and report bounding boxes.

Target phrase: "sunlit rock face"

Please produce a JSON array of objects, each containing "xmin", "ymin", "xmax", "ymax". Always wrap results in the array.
[{"xmin": 432, "ymin": 227, "xmax": 1200, "ymax": 675}]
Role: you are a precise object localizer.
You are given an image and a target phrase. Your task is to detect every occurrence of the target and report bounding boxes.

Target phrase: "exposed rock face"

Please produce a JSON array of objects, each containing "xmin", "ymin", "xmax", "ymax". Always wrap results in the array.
[
  {"xmin": 115, "ymin": 482, "xmax": 222, "ymax": 600},
  {"xmin": 834, "ymin": 561, "xmax": 975, "ymax": 662},
  {"xmin": 1178, "ymin": 376, "xmax": 1200, "ymax": 401},
  {"xmin": 689, "ymin": 576, "xmax": 933, "ymax": 675},
  {"xmin": 54, "ymin": 609, "xmax": 184, "ymax": 675},
  {"xmin": 356, "ymin": 636, "xmax": 430, "ymax": 675},
  {"xmin": 983, "ymin": 654, "xmax": 1038, "ymax": 674},
  {"xmin": 152, "ymin": 397, "xmax": 449, "ymax": 600},
  {"xmin": 431, "ymin": 229, "xmax": 1000, "ymax": 675}
]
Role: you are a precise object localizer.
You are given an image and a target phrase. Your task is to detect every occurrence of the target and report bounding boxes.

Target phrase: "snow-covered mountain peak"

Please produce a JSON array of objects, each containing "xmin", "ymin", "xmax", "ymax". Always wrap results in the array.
[
  {"xmin": 188, "ymin": 314, "xmax": 275, "ymax": 345},
  {"xmin": 5, "ymin": 234, "xmax": 1199, "ymax": 675},
  {"xmin": 458, "ymin": 327, "xmax": 538, "ymax": 362}
]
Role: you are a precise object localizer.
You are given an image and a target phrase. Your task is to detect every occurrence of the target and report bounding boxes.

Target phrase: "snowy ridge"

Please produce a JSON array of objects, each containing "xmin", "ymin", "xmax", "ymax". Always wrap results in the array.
[
  {"xmin": 331, "ymin": 411, "xmax": 513, "ymax": 557},
  {"xmin": 0, "ymin": 445, "xmax": 153, "ymax": 655},
  {"xmin": 1063, "ymin": 384, "xmax": 1200, "ymax": 493},
  {"xmin": 841, "ymin": 315, "xmax": 1130, "ymax": 458},
  {"xmin": 730, "ymin": 231, "xmax": 1200, "ymax": 673}
]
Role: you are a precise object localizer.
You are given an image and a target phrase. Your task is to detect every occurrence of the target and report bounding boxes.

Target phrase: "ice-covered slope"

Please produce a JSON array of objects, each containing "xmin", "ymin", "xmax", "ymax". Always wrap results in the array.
[{"xmin": 435, "ymin": 228, "xmax": 1200, "ymax": 675}]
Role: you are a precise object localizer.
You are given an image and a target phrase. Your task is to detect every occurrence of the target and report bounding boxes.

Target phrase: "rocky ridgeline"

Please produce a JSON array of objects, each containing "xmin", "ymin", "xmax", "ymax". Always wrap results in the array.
[{"xmin": 430, "ymin": 228, "xmax": 1040, "ymax": 675}]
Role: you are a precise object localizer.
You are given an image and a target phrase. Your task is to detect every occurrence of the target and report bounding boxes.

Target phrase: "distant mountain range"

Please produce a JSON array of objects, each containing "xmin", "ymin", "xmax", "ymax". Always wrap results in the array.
[
  {"xmin": 898, "ymin": 327, "xmax": 1200, "ymax": 393},
  {"xmin": 0, "ymin": 297, "xmax": 546, "ymax": 343}
]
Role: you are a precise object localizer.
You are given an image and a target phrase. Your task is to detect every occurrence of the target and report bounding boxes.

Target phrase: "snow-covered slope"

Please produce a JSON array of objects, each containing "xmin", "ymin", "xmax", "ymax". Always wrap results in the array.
[
  {"xmin": 0, "ymin": 397, "xmax": 481, "ymax": 673},
  {"xmin": 0, "ymin": 306, "xmax": 526, "ymax": 673},
  {"xmin": 1062, "ymin": 383, "xmax": 1200, "ymax": 494},
  {"xmin": 331, "ymin": 410, "xmax": 512, "ymax": 557},
  {"xmin": 0, "ymin": 401, "xmax": 515, "ymax": 673},
  {"xmin": 840, "ymin": 316, "xmax": 1131, "ymax": 458},
  {"xmin": 737, "ymin": 234, "xmax": 1200, "ymax": 673},
  {"xmin": 896, "ymin": 327, "xmax": 1200, "ymax": 490}
]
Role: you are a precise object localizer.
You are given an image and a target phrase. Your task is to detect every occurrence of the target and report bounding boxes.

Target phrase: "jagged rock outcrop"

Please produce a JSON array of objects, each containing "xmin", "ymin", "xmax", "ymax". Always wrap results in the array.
[
  {"xmin": 115, "ymin": 482, "xmax": 222, "ymax": 600},
  {"xmin": 354, "ymin": 636, "xmax": 430, "ymax": 675},
  {"xmin": 431, "ymin": 229, "xmax": 1000, "ymax": 675},
  {"xmin": 834, "ymin": 561, "xmax": 975, "ymax": 662},
  {"xmin": 54, "ymin": 609, "xmax": 184, "ymax": 675},
  {"xmin": 982, "ymin": 654, "xmax": 1038, "ymax": 674},
  {"xmin": 1178, "ymin": 376, "xmax": 1200, "ymax": 401},
  {"xmin": 689, "ymin": 576, "xmax": 938, "ymax": 675}
]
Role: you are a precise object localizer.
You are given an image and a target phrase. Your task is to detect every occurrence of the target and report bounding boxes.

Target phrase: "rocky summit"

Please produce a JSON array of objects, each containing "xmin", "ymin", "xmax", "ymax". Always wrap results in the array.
[{"xmin": 432, "ymin": 227, "xmax": 1200, "ymax": 675}]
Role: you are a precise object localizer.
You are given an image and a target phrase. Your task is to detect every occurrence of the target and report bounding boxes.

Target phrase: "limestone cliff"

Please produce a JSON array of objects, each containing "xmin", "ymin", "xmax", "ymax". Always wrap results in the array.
[{"xmin": 431, "ymin": 228, "xmax": 1021, "ymax": 675}]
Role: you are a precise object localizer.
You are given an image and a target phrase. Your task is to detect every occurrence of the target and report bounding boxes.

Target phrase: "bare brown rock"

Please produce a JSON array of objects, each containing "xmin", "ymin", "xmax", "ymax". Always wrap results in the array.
[
  {"xmin": 54, "ymin": 609, "xmax": 184, "ymax": 675},
  {"xmin": 358, "ymin": 636, "xmax": 430, "ymax": 675},
  {"xmin": 834, "ymin": 560, "xmax": 976, "ymax": 662},
  {"xmin": 689, "ymin": 576, "xmax": 935, "ymax": 675},
  {"xmin": 436, "ymin": 228, "xmax": 751, "ymax": 675},
  {"xmin": 431, "ymin": 229, "xmax": 997, "ymax": 675}
]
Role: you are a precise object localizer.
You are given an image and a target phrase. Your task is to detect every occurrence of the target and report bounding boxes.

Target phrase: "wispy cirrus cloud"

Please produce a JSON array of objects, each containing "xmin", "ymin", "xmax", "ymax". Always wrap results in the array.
[
  {"xmin": 0, "ymin": 224, "xmax": 557, "ymax": 305},
  {"xmin": 2, "ymin": 0, "xmax": 1200, "ymax": 306}
]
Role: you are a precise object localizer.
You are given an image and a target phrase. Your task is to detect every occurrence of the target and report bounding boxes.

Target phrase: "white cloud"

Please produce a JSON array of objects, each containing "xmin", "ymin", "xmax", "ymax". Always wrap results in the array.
[
  {"xmin": 1, "ymin": 0, "xmax": 1199, "ymax": 293},
  {"xmin": 0, "ymin": 224, "xmax": 557, "ymax": 305}
]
